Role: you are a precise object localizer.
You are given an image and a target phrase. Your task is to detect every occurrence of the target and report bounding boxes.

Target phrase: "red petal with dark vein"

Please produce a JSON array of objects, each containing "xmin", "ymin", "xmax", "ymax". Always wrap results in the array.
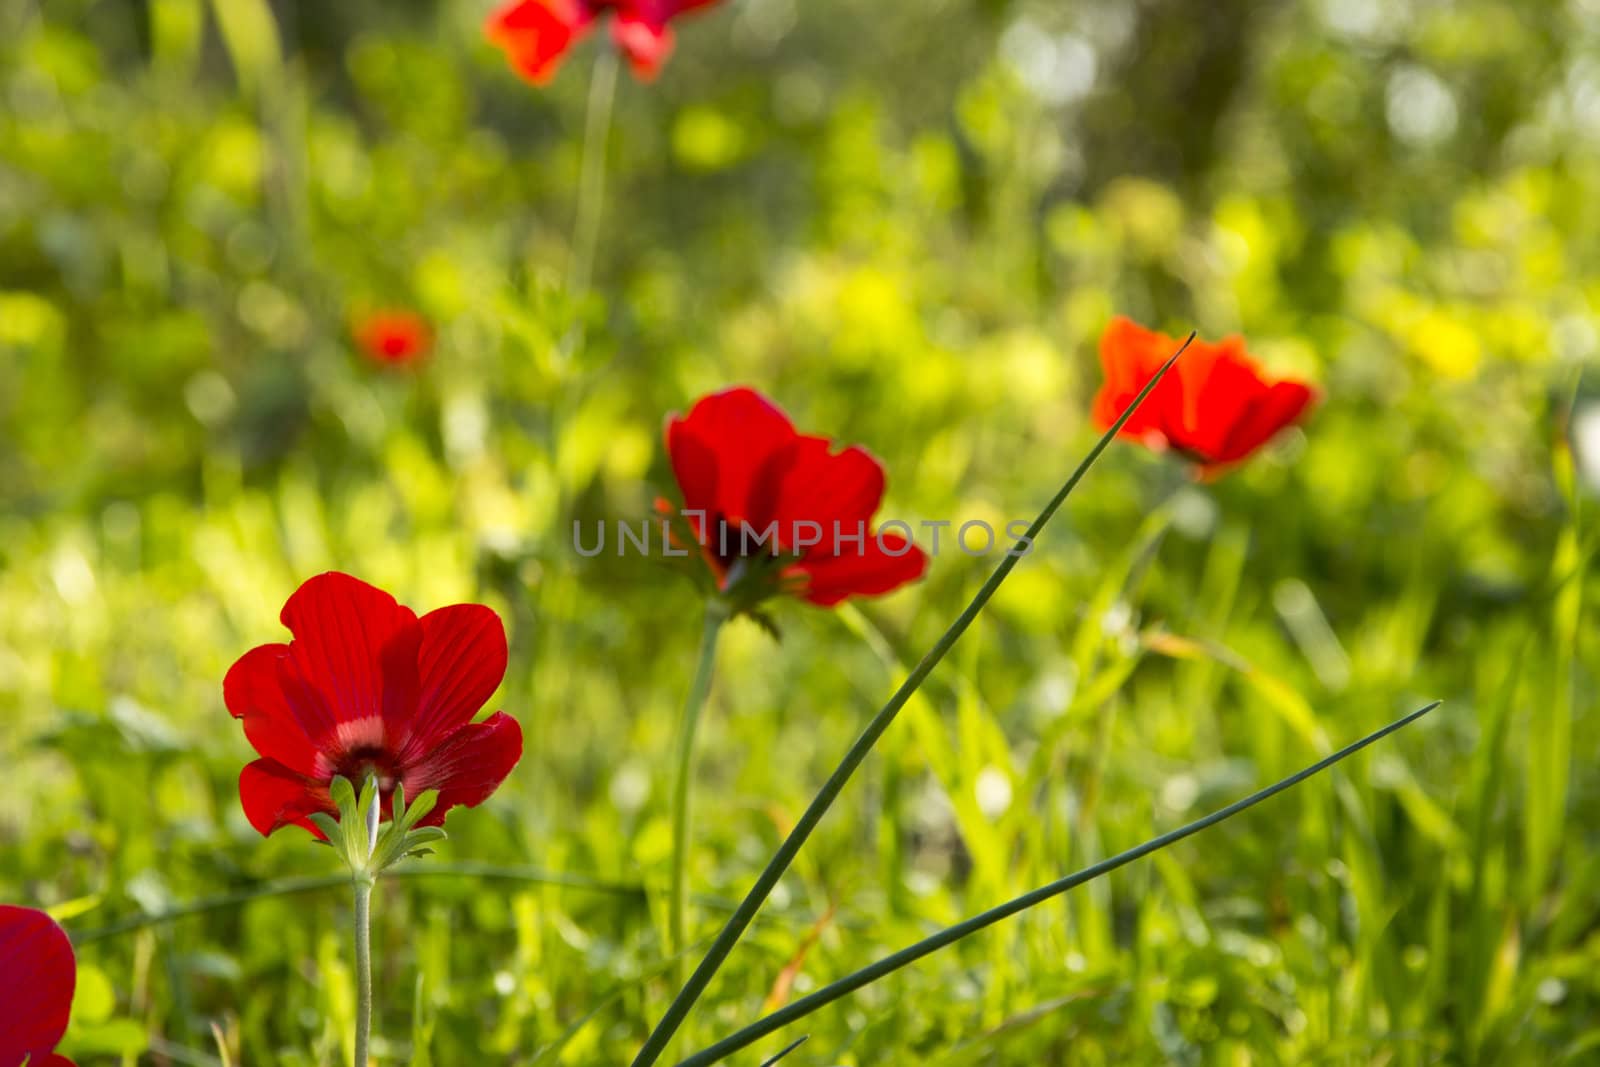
[
  {"xmin": 403, "ymin": 712, "xmax": 524, "ymax": 827},
  {"xmin": 401, "ymin": 604, "xmax": 509, "ymax": 762},
  {"xmin": 278, "ymin": 572, "xmax": 420, "ymax": 753}
]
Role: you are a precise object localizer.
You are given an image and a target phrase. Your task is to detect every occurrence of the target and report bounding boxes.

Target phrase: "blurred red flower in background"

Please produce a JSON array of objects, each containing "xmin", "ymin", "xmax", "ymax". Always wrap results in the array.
[
  {"xmin": 0, "ymin": 905, "xmax": 77, "ymax": 1067},
  {"xmin": 226, "ymin": 573, "xmax": 522, "ymax": 838},
  {"xmin": 663, "ymin": 387, "xmax": 928, "ymax": 607},
  {"xmin": 487, "ymin": 0, "xmax": 724, "ymax": 84},
  {"xmin": 1093, "ymin": 316, "xmax": 1317, "ymax": 477},
  {"xmin": 353, "ymin": 310, "xmax": 431, "ymax": 367}
]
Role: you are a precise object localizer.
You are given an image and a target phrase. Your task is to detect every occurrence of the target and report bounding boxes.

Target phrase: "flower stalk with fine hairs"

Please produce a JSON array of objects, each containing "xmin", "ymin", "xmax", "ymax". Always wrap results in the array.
[{"xmin": 316, "ymin": 776, "xmax": 447, "ymax": 1066}]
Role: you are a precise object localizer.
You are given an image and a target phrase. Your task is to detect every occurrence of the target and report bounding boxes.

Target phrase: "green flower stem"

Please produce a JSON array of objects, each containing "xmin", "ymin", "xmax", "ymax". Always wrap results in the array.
[
  {"xmin": 630, "ymin": 335, "xmax": 1197, "ymax": 1067},
  {"xmin": 353, "ymin": 874, "xmax": 375, "ymax": 1067},
  {"xmin": 681, "ymin": 701, "xmax": 1441, "ymax": 1067},
  {"xmin": 668, "ymin": 599, "xmax": 729, "ymax": 1045},
  {"xmin": 568, "ymin": 46, "xmax": 620, "ymax": 301}
]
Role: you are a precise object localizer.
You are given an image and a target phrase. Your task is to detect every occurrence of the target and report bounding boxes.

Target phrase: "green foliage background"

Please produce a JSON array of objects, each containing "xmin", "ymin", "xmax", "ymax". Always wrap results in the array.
[{"xmin": 2, "ymin": 0, "xmax": 1598, "ymax": 1062}]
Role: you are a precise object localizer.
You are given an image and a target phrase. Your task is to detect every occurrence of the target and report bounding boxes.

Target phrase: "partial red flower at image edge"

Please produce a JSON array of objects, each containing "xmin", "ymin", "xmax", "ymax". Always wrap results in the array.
[
  {"xmin": 663, "ymin": 386, "xmax": 928, "ymax": 608},
  {"xmin": 226, "ymin": 573, "xmax": 523, "ymax": 838},
  {"xmin": 1092, "ymin": 316, "xmax": 1318, "ymax": 477},
  {"xmin": 487, "ymin": 0, "xmax": 725, "ymax": 84},
  {"xmin": 0, "ymin": 904, "xmax": 77, "ymax": 1067}
]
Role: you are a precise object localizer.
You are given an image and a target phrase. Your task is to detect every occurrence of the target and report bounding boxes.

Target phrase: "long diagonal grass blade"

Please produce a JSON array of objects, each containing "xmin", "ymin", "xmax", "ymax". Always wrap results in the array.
[
  {"xmin": 630, "ymin": 334, "xmax": 1196, "ymax": 1066},
  {"xmin": 680, "ymin": 701, "xmax": 1441, "ymax": 1066}
]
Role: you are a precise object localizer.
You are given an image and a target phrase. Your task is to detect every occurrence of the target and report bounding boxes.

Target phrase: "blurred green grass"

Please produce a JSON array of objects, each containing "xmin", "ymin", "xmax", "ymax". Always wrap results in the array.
[{"xmin": 1, "ymin": 0, "xmax": 1597, "ymax": 1062}]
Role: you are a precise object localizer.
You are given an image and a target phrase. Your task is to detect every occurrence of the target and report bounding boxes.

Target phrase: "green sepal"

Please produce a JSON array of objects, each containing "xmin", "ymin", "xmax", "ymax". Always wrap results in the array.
[
  {"xmin": 367, "ymin": 792, "xmax": 446, "ymax": 873},
  {"xmin": 308, "ymin": 812, "xmax": 343, "ymax": 845}
]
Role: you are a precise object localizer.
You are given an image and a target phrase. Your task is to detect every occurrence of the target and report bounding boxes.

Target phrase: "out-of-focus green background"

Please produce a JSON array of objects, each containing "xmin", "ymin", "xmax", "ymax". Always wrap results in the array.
[{"xmin": 2, "ymin": 0, "xmax": 1597, "ymax": 1062}]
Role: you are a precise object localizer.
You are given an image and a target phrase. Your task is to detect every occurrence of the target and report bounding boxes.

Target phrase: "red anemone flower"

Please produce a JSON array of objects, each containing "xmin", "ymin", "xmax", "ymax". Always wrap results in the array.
[
  {"xmin": 662, "ymin": 387, "xmax": 928, "ymax": 608},
  {"xmin": 354, "ymin": 310, "xmax": 432, "ymax": 368},
  {"xmin": 1092, "ymin": 316, "xmax": 1317, "ymax": 477},
  {"xmin": 487, "ymin": 0, "xmax": 724, "ymax": 84},
  {"xmin": 226, "ymin": 573, "xmax": 523, "ymax": 838},
  {"xmin": 0, "ymin": 905, "xmax": 76, "ymax": 1067}
]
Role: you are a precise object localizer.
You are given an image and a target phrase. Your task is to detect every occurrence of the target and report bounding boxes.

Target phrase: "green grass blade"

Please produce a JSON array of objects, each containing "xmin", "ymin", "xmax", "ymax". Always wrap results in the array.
[{"xmin": 678, "ymin": 701, "xmax": 1441, "ymax": 1067}]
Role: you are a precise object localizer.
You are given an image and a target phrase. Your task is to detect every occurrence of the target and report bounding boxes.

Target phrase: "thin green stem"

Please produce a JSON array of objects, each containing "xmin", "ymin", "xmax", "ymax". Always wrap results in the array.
[
  {"xmin": 353, "ymin": 875, "xmax": 374, "ymax": 1067},
  {"xmin": 680, "ymin": 701, "xmax": 1441, "ymax": 1066},
  {"xmin": 668, "ymin": 600, "xmax": 728, "ymax": 1051},
  {"xmin": 630, "ymin": 334, "xmax": 1197, "ymax": 1067},
  {"xmin": 568, "ymin": 46, "xmax": 620, "ymax": 301}
]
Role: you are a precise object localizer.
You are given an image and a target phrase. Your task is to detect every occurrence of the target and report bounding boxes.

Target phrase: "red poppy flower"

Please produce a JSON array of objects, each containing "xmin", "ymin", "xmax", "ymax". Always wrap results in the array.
[
  {"xmin": 226, "ymin": 573, "xmax": 523, "ymax": 838},
  {"xmin": 662, "ymin": 387, "xmax": 927, "ymax": 608},
  {"xmin": 353, "ymin": 310, "xmax": 431, "ymax": 367},
  {"xmin": 487, "ymin": 0, "xmax": 724, "ymax": 84},
  {"xmin": 1092, "ymin": 316, "xmax": 1317, "ymax": 477},
  {"xmin": 0, "ymin": 905, "xmax": 77, "ymax": 1067}
]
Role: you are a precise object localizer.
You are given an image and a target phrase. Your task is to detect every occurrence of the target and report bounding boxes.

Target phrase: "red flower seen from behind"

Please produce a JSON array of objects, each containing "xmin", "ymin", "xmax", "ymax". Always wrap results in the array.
[
  {"xmin": 487, "ymin": 0, "xmax": 724, "ymax": 84},
  {"xmin": 662, "ymin": 387, "xmax": 928, "ymax": 608},
  {"xmin": 1093, "ymin": 316, "xmax": 1317, "ymax": 477},
  {"xmin": 226, "ymin": 572, "xmax": 523, "ymax": 838},
  {"xmin": 354, "ymin": 310, "xmax": 432, "ymax": 368},
  {"xmin": 0, "ymin": 905, "xmax": 77, "ymax": 1067}
]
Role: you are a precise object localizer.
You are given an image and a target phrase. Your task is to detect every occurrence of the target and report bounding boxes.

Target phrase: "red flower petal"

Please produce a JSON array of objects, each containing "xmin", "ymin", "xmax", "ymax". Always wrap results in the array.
[
  {"xmin": 353, "ymin": 310, "xmax": 431, "ymax": 367},
  {"xmin": 399, "ymin": 605, "xmax": 509, "ymax": 763},
  {"xmin": 1214, "ymin": 379, "xmax": 1317, "ymax": 466},
  {"xmin": 1092, "ymin": 316, "xmax": 1173, "ymax": 439},
  {"xmin": 752, "ymin": 435, "xmax": 887, "ymax": 553},
  {"xmin": 278, "ymin": 572, "xmax": 421, "ymax": 756},
  {"xmin": 666, "ymin": 387, "xmax": 798, "ymax": 526},
  {"xmin": 487, "ymin": 0, "xmax": 593, "ymax": 85},
  {"xmin": 403, "ymin": 712, "xmax": 524, "ymax": 827},
  {"xmin": 610, "ymin": 13, "xmax": 674, "ymax": 79},
  {"xmin": 1169, "ymin": 338, "xmax": 1267, "ymax": 459},
  {"xmin": 0, "ymin": 906, "xmax": 76, "ymax": 1066},
  {"xmin": 224, "ymin": 643, "xmax": 320, "ymax": 776},
  {"xmin": 628, "ymin": 0, "xmax": 724, "ymax": 19},
  {"xmin": 239, "ymin": 759, "xmax": 333, "ymax": 838},
  {"xmin": 790, "ymin": 531, "xmax": 929, "ymax": 606},
  {"xmin": 1093, "ymin": 317, "xmax": 1316, "ymax": 474},
  {"xmin": 666, "ymin": 419, "xmax": 722, "ymax": 521}
]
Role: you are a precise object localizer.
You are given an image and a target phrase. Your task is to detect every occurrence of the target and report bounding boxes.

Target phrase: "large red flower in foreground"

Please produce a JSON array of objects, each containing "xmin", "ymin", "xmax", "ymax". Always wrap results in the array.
[
  {"xmin": 1092, "ymin": 316, "xmax": 1317, "ymax": 477},
  {"xmin": 353, "ymin": 309, "xmax": 432, "ymax": 368},
  {"xmin": 663, "ymin": 387, "xmax": 928, "ymax": 608},
  {"xmin": 226, "ymin": 573, "xmax": 523, "ymax": 838},
  {"xmin": 487, "ymin": 0, "xmax": 724, "ymax": 84},
  {"xmin": 0, "ymin": 905, "xmax": 76, "ymax": 1067}
]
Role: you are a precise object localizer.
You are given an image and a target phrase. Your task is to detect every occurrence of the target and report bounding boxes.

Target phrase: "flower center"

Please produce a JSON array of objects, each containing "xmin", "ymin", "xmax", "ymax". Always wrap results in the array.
[{"xmin": 334, "ymin": 747, "xmax": 403, "ymax": 796}]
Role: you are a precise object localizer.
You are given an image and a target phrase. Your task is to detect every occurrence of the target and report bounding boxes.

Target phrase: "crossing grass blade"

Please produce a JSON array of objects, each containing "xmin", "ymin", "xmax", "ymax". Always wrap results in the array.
[{"xmin": 677, "ymin": 701, "xmax": 1441, "ymax": 1067}]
